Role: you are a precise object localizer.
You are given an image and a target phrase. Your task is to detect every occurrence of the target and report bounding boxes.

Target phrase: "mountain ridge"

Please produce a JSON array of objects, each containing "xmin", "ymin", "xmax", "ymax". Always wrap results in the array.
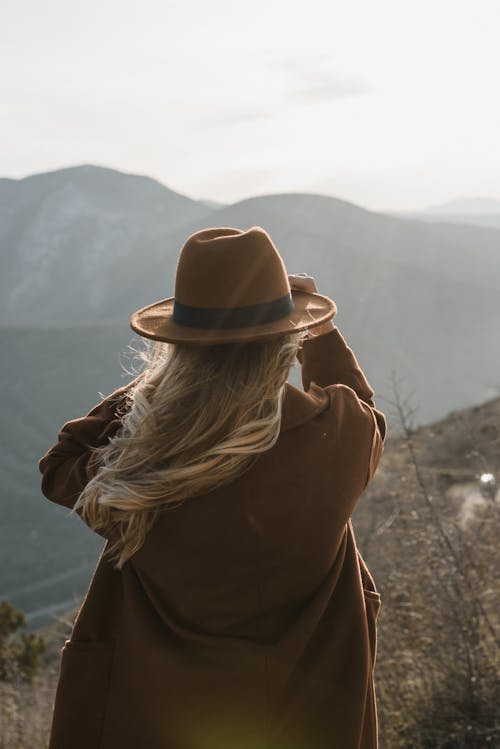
[{"xmin": 1, "ymin": 163, "xmax": 498, "ymax": 425}]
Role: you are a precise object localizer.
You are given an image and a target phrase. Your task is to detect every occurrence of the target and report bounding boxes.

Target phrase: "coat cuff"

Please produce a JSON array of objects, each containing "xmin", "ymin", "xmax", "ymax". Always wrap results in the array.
[{"xmin": 38, "ymin": 373, "xmax": 144, "ymax": 508}]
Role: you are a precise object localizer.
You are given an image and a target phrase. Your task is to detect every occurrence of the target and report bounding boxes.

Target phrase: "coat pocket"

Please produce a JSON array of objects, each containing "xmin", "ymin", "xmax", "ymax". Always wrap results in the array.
[
  {"xmin": 358, "ymin": 554, "xmax": 381, "ymax": 670},
  {"xmin": 48, "ymin": 640, "xmax": 115, "ymax": 749},
  {"xmin": 362, "ymin": 585, "xmax": 381, "ymax": 671}
]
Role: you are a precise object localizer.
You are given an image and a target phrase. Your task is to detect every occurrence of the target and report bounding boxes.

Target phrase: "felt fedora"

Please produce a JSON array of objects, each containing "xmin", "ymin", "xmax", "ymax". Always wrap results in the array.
[{"xmin": 129, "ymin": 226, "xmax": 336, "ymax": 345}]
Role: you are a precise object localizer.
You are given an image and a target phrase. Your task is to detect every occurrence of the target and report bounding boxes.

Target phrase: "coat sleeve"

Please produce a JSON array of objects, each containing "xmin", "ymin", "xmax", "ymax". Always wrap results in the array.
[
  {"xmin": 297, "ymin": 327, "xmax": 386, "ymax": 500},
  {"xmin": 38, "ymin": 373, "xmax": 145, "ymax": 533}
]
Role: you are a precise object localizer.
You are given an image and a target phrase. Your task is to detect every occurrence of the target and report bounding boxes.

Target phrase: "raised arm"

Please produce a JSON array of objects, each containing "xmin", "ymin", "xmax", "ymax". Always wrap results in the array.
[
  {"xmin": 289, "ymin": 274, "xmax": 386, "ymax": 503},
  {"xmin": 298, "ymin": 326, "xmax": 384, "ymax": 421}
]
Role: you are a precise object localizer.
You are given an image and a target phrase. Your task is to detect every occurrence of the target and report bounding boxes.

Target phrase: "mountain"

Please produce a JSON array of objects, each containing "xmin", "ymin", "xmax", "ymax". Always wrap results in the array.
[
  {"xmin": 0, "ymin": 323, "xmax": 130, "ymax": 623},
  {"xmin": 197, "ymin": 198, "xmax": 228, "ymax": 210},
  {"xmin": 389, "ymin": 196, "xmax": 500, "ymax": 228},
  {"xmin": 149, "ymin": 192, "xmax": 500, "ymax": 424},
  {"xmin": 0, "ymin": 164, "xmax": 216, "ymax": 323},
  {"xmin": 423, "ymin": 197, "xmax": 500, "ymax": 215},
  {"xmin": 1, "ymin": 167, "xmax": 499, "ymax": 422}
]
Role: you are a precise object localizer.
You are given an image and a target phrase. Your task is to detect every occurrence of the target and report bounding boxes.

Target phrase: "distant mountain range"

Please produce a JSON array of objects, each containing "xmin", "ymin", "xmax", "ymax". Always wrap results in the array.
[
  {"xmin": 1, "ymin": 163, "xmax": 499, "ymax": 421},
  {"xmin": 423, "ymin": 197, "xmax": 500, "ymax": 214},
  {"xmin": 390, "ymin": 196, "xmax": 500, "ymax": 229},
  {"xmin": 1, "ymin": 163, "xmax": 499, "ymax": 622}
]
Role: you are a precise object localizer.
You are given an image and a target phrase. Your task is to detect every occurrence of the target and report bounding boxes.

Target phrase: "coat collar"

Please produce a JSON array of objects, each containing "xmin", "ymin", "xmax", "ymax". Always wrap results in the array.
[{"xmin": 279, "ymin": 381, "xmax": 330, "ymax": 433}]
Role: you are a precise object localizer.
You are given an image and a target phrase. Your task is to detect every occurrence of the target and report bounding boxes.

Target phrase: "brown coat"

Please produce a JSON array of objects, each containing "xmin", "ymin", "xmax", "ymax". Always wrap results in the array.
[{"xmin": 38, "ymin": 327, "xmax": 386, "ymax": 749}]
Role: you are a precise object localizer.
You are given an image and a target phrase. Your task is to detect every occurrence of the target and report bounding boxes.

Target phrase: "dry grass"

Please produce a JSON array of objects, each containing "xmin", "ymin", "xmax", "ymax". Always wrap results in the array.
[
  {"xmin": 0, "ymin": 669, "xmax": 57, "ymax": 749},
  {"xmin": 0, "ymin": 605, "xmax": 75, "ymax": 749},
  {"xmin": 357, "ymin": 387, "xmax": 500, "ymax": 748}
]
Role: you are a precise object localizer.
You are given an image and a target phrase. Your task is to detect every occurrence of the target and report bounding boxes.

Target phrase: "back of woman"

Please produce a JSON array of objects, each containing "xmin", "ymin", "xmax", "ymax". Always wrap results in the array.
[{"xmin": 39, "ymin": 226, "xmax": 386, "ymax": 749}]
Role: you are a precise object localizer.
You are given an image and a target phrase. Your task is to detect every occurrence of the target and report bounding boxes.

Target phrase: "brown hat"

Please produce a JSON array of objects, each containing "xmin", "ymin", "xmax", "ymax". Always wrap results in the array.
[{"xmin": 129, "ymin": 226, "xmax": 336, "ymax": 345}]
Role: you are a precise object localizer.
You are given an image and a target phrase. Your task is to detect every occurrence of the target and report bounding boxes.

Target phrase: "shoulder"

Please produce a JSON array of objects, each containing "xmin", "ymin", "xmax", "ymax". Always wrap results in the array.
[
  {"xmin": 281, "ymin": 381, "xmax": 385, "ymax": 441},
  {"xmin": 324, "ymin": 383, "xmax": 381, "ymax": 436}
]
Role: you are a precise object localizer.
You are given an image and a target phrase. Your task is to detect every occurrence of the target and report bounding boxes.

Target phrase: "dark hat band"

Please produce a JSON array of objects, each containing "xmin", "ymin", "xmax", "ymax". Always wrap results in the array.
[{"xmin": 172, "ymin": 293, "xmax": 295, "ymax": 330}]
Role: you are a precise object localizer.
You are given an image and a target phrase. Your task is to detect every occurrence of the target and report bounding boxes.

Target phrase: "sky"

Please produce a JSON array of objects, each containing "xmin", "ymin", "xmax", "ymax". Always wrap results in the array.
[{"xmin": 1, "ymin": 0, "xmax": 499, "ymax": 212}]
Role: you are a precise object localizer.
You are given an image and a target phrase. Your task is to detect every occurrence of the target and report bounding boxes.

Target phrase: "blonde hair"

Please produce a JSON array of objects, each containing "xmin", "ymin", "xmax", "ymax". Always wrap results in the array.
[{"xmin": 72, "ymin": 330, "xmax": 307, "ymax": 569}]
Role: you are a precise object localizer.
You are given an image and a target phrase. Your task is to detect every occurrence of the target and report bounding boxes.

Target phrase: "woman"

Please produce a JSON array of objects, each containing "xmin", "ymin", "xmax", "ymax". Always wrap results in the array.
[{"xmin": 39, "ymin": 225, "xmax": 386, "ymax": 749}]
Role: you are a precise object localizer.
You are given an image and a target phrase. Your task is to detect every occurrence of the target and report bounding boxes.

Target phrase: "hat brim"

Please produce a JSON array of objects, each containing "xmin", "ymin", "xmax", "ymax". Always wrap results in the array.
[{"xmin": 129, "ymin": 290, "xmax": 337, "ymax": 345}]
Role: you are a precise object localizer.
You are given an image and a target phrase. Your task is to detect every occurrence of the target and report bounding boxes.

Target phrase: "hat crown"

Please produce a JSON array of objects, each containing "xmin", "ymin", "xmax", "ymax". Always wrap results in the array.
[
  {"xmin": 129, "ymin": 224, "xmax": 336, "ymax": 344},
  {"xmin": 174, "ymin": 226, "xmax": 291, "ymax": 309}
]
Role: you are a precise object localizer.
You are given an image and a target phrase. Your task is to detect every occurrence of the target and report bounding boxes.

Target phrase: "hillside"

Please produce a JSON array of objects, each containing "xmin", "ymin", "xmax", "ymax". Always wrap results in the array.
[
  {"xmin": 389, "ymin": 196, "xmax": 500, "ymax": 228},
  {"xmin": 150, "ymin": 192, "xmax": 500, "ymax": 425},
  {"xmin": 0, "ymin": 164, "xmax": 215, "ymax": 323},
  {"xmin": 354, "ymin": 393, "xmax": 500, "ymax": 567},
  {"xmin": 354, "ymin": 394, "xmax": 500, "ymax": 746},
  {"xmin": 1, "ymin": 165, "xmax": 499, "ymax": 426}
]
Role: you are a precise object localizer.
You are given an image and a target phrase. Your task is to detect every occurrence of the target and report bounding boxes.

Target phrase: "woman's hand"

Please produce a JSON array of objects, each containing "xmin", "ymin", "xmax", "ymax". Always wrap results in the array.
[
  {"xmin": 288, "ymin": 272, "xmax": 319, "ymax": 295},
  {"xmin": 288, "ymin": 273, "xmax": 336, "ymax": 337}
]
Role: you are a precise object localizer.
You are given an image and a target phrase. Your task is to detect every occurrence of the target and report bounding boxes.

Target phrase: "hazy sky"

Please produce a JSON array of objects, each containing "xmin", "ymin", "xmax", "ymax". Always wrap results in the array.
[{"xmin": 2, "ymin": 0, "xmax": 499, "ymax": 211}]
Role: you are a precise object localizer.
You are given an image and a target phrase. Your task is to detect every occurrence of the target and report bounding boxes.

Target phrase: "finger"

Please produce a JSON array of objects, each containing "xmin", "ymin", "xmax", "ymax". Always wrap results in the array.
[
  {"xmin": 288, "ymin": 274, "xmax": 318, "ymax": 293},
  {"xmin": 288, "ymin": 273, "xmax": 311, "ymax": 284}
]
